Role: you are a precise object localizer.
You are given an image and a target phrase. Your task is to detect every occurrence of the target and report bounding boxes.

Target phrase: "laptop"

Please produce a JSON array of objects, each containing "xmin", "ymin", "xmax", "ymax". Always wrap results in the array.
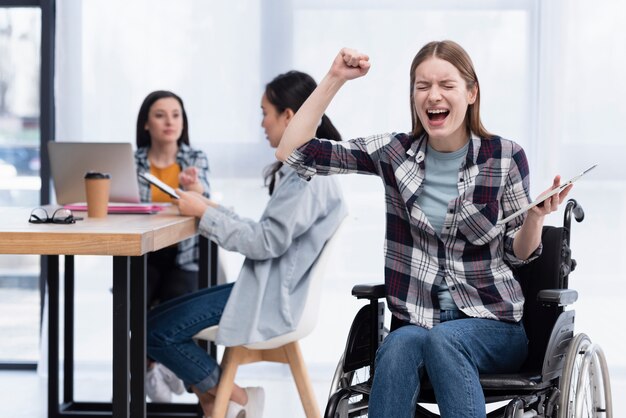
[{"xmin": 48, "ymin": 141, "xmax": 142, "ymax": 204}]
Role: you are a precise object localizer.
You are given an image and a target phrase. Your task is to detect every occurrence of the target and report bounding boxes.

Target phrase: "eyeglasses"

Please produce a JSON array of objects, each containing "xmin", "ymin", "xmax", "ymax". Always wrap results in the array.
[{"xmin": 29, "ymin": 208, "xmax": 83, "ymax": 224}]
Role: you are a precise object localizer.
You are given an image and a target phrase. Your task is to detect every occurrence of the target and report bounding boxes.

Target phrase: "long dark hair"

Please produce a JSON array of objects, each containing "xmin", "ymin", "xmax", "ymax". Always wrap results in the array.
[
  {"xmin": 136, "ymin": 90, "xmax": 190, "ymax": 148},
  {"xmin": 409, "ymin": 40, "xmax": 492, "ymax": 139},
  {"xmin": 263, "ymin": 71, "xmax": 342, "ymax": 194}
]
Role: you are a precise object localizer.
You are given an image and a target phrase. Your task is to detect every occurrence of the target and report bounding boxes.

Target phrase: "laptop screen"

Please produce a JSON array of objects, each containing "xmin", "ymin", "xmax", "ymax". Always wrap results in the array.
[{"xmin": 48, "ymin": 142, "xmax": 141, "ymax": 204}]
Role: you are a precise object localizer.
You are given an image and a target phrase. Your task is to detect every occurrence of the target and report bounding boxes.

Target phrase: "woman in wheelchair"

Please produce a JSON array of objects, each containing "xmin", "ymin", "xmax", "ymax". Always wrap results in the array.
[
  {"xmin": 276, "ymin": 41, "xmax": 572, "ymax": 417},
  {"xmin": 145, "ymin": 71, "xmax": 347, "ymax": 418}
]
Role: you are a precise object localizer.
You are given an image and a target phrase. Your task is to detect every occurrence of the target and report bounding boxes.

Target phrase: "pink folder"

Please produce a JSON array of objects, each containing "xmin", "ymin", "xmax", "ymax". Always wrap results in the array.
[{"xmin": 64, "ymin": 203, "xmax": 169, "ymax": 214}]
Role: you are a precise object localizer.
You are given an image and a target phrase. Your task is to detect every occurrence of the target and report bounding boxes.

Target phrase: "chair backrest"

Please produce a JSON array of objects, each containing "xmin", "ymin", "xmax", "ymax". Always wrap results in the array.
[
  {"xmin": 243, "ymin": 216, "xmax": 347, "ymax": 349},
  {"xmin": 514, "ymin": 225, "xmax": 572, "ymax": 371}
]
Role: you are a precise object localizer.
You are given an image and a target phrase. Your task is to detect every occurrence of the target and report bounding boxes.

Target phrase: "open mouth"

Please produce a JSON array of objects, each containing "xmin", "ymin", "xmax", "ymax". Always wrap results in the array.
[{"xmin": 427, "ymin": 108, "xmax": 449, "ymax": 122}]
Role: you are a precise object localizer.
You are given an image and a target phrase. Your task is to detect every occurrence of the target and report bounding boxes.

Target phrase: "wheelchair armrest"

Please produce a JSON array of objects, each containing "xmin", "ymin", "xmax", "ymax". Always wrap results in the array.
[
  {"xmin": 352, "ymin": 283, "xmax": 385, "ymax": 300},
  {"xmin": 537, "ymin": 289, "xmax": 578, "ymax": 306}
]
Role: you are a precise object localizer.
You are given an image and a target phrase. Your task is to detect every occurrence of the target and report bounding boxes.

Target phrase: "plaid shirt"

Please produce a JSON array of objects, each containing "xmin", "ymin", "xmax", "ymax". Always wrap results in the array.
[
  {"xmin": 135, "ymin": 143, "xmax": 211, "ymax": 271},
  {"xmin": 285, "ymin": 132, "xmax": 541, "ymax": 328}
]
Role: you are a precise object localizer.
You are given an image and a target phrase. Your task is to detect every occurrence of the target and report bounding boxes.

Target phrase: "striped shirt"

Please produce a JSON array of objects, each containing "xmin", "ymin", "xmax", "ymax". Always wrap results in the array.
[
  {"xmin": 135, "ymin": 143, "xmax": 211, "ymax": 271},
  {"xmin": 285, "ymin": 132, "xmax": 540, "ymax": 328}
]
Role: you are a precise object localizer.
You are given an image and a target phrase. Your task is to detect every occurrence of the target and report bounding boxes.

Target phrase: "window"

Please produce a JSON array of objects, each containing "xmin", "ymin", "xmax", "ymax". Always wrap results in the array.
[
  {"xmin": 292, "ymin": 2, "xmax": 537, "ymax": 151},
  {"xmin": 56, "ymin": 0, "xmax": 268, "ymax": 179},
  {"xmin": 0, "ymin": 4, "xmax": 42, "ymax": 366}
]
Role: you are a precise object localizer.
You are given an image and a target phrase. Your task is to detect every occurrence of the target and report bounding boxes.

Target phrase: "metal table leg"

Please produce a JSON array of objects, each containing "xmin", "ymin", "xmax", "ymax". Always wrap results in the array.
[
  {"xmin": 130, "ymin": 255, "xmax": 147, "ymax": 418},
  {"xmin": 47, "ymin": 255, "xmax": 60, "ymax": 418},
  {"xmin": 112, "ymin": 256, "xmax": 131, "ymax": 418},
  {"xmin": 64, "ymin": 255, "xmax": 75, "ymax": 404}
]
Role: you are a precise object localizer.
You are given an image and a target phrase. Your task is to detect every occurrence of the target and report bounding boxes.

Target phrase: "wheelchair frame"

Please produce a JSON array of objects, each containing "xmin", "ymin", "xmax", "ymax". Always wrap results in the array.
[{"xmin": 325, "ymin": 200, "xmax": 612, "ymax": 418}]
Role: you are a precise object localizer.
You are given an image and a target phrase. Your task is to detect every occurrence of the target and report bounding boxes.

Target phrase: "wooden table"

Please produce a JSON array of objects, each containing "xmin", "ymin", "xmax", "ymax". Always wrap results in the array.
[{"xmin": 0, "ymin": 207, "xmax": 217, "ymax": 417}]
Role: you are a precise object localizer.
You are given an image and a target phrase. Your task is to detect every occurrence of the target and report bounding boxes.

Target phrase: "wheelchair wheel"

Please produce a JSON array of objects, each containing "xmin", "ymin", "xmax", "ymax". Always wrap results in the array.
[
  {"xmin": 329, "ymin": 353, "xmax": 372, "ymax": 394},
  {"xmin": 558, "ymin": 333, "xmax": 613, "ymax": 418},
  {"xmin": 327, "ymin": 353, "xmax": 371, "ymax": 417}
]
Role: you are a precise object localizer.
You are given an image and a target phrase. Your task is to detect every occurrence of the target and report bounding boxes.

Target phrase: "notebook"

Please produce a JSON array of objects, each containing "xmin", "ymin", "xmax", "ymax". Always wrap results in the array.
[{"xmin": 48, "ymin": 142, "xmax": 154, "ymax": 212}]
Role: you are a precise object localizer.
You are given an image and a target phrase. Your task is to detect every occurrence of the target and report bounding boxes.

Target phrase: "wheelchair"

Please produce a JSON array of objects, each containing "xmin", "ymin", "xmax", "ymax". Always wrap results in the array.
[{"xmin": 325, "ymin": 199, "xmax": 613, "ymax": 418}]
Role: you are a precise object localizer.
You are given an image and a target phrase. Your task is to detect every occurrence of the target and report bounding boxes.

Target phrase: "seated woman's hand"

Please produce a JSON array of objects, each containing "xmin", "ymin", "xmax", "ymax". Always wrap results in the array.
[
  {"xmin": 173, "ymin": 189, "xmax": 215, "ymax": 218},
  {"xmin": 179, "ymin": 167, "xmax": 203, "ymax": 193},
  {"xmin": 529, "ymin": 175, "xmax": 573, "ymax": 219}
]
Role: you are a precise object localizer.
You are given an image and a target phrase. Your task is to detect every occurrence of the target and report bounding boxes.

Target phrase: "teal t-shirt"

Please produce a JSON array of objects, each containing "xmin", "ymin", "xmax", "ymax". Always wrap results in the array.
[{"xmin": 416, "ymin": 142, "xmax": 468, "ymax": 311}]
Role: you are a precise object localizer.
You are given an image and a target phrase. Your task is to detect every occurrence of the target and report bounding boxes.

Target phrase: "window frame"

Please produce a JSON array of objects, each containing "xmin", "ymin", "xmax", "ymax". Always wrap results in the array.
[{"xmin": 0, "ymin": 0, "xmax": 55, "ymax": 371}]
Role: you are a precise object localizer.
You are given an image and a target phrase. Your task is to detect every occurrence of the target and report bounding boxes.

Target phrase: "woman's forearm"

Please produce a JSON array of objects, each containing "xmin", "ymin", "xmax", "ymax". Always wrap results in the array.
[
  {"xmin": 276, "ymin": 73, "xmax": 345, "ymax": 161},
  {"xmin": 512, "ymin": 212, "xmax": 544, "ymax": 260},
  {"xmin": 276, "ymin": 48, "xmax": 371, "ymax": 161}
]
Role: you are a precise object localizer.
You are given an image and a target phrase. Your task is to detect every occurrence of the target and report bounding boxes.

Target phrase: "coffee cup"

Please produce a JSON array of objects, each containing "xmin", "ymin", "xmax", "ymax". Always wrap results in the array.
[{"xmin": 84, "ymin": 172, "xmax": 111, "ymax": 218}]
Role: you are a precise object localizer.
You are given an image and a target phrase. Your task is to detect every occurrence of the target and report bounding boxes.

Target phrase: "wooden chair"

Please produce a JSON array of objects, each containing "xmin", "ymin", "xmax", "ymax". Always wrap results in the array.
[{"xmin": 194, "ymin": 218, "xmax": 347, "ymax": 418}]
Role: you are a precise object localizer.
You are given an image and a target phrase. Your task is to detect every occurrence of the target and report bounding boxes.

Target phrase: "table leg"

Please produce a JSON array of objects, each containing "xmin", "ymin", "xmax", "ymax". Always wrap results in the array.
[
  {"xmin": 130, "ymin": 255, "xmax": 147, "ymax": 418},
  {"xmin": 64, "ymin": 255, "xmax": 75, "ymax": 404},
  {"xmin": 47, "ymin": 255, "xmax": 60, "ymax": 418},
  {"xmin": 209, "ymin": 242, "xmax": 218, "ymax": 359},
  {"xmin": 112, "ymin": 256, "xmax": 131, "ymax": 418},
  {"xmin": 198, "ymin": 238, "xmax": 218, "ymax": 359},
  {"xmin": 198, "ymin": 238, "xmax": 210, "ymax": 356}
]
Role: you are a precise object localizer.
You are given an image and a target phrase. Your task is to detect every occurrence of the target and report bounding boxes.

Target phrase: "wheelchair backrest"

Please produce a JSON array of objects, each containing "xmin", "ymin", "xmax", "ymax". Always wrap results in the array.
[{"xmin": 513, "ymin": 225, "xmax": 573, "ymax": 372}]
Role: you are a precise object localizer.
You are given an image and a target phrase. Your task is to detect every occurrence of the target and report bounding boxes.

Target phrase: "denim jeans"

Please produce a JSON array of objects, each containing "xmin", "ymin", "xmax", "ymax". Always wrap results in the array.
[
  {"xmin": 146, "ymin": 283, "xmax": 234, "ymax": 393},
  {"xmin": 368, "ymin": 310, "xmax": 528, "ymax": 418}
]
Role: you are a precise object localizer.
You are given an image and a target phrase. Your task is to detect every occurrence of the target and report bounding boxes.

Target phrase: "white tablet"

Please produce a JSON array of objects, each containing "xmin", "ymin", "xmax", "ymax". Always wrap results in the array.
[
  {"xmin": 498, "ymin": 164, "xmax": 597, "ymax": 225},
  {"xmin": 139, "ymin": 172, "xmax": 180, "ymax": 199}
]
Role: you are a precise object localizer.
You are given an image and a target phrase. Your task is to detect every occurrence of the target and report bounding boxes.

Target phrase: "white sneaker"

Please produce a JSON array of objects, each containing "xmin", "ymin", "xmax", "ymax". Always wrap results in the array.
[
  {"xmin": 225, "ymin": 400, "xmax": 246, "ymax": 418},
  {"xmin": 205, "ymin": 387, "xmax": 264, "ymax": 418},
  {"xmin": 145, "ymin": 365, "xmax": 172, "ymax": 403},
  {"xmin": 204, "ymin": 400, "xmax": 245, "ymax": 418},
  {"xmin": 158, "ymin": 363, "xmax": 186, "ymax": 395},
  {"xmin": 242, "ymin": 387, "xmax": 265, "ymax": 418}
]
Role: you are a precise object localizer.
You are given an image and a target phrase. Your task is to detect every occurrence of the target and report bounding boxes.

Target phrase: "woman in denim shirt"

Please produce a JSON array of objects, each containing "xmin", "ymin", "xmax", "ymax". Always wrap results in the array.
[
  {"xmin": 276, "ymin": 41, "xmax": 572, "ymax": 418},
  {"xmin": 146, "ymin": 72, "xmax": 347, "ymax": 418}
]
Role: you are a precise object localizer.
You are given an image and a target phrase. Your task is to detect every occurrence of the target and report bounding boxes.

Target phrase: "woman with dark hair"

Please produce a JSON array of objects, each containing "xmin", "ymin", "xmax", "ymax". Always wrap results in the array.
[
  {"xmin": 276, "ymin": 42, "xmax": 572, "ymax": 417},
  {"xmin": 262, "ymin": 71, "xmax": 341, "ymax": 194},
  {"xmin": 134, "ymin": 90, "xmax": 211, "ymax": 402},
  {"xmin": 145, "ymin": 71, "xmax": 347, "ymax": 418}
]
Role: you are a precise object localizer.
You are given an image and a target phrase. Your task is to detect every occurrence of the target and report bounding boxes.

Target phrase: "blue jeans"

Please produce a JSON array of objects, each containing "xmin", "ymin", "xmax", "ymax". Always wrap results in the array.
[
  {"xmin": 146, "ymin": 283, "xmax": 234, "ymax": 393},
  {"xmin": 368, "ymin": 310, "xmax": 528, "ymax": 418}
]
